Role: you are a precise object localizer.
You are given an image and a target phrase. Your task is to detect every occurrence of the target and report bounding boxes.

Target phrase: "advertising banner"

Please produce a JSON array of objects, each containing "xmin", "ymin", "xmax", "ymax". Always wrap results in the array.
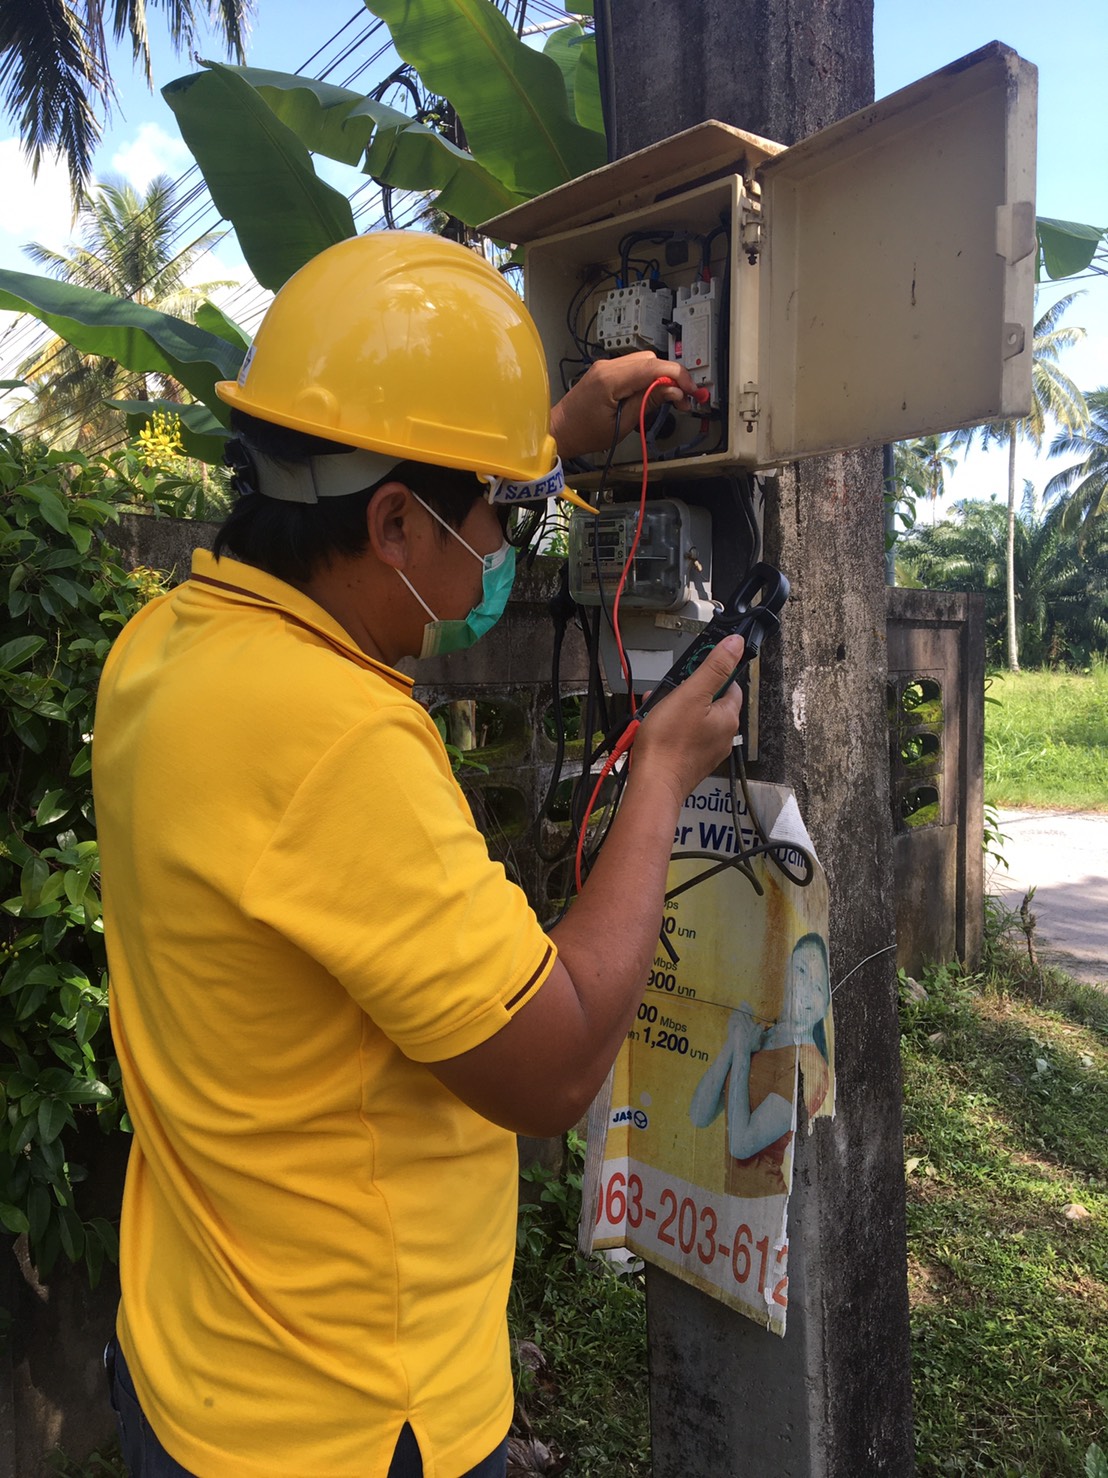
[{"xmin": 580, "ymin": 778, "xmax": 832, "ymax": 1334}]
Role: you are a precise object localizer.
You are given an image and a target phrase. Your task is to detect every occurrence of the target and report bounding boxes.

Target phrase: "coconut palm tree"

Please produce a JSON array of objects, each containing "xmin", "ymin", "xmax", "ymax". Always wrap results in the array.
[
  {"xmin": 1043, "ymin": 388, "xmax": 1108, "ymax": 551},
  {"xmin": 954, "ymin": 294, "xmax": 1089, "ymax": 671},
  {"xmin": 895, "ymin": 433, "xmax": 960, "ymax": 525},
  {"xmin": 900, "ymin": 494, "xmax": 1108, "ymax": 669},
  {"xmin": 13, "ymin": 173, "xmax": 232, "ymax": 450},
  {"xmin": 0, "ymin": 0, "xmax": 252, "ymax": 201}
]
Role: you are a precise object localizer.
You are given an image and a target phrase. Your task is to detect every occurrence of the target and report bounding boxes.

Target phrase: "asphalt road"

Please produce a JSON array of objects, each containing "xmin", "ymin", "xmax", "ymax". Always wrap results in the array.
[{"xmin": 989, "ymin": 808, "xmax": 1108, "ymax": 986}]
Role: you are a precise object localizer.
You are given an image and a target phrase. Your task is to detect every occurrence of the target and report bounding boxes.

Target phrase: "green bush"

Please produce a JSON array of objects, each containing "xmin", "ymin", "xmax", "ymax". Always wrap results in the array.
[{"xmin": 0, "ymin": 431, "xmax": 157, "ymax": 1283}]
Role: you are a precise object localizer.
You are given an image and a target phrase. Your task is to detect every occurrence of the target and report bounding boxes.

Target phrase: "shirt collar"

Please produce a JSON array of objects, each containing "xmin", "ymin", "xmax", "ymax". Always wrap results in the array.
[{"xmin": 184, "ymin": 550, "xmax": 414, "ymax": 693}]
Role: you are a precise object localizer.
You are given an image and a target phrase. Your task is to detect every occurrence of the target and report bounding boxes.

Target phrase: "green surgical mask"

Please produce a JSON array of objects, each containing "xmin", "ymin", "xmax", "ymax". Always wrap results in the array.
[{"xmin": 397, "ymin": 494, "xmax": 517, "ymax": 659}]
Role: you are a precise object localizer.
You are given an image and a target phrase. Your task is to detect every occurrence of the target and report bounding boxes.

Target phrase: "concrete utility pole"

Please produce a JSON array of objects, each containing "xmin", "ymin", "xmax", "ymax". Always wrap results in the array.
[{"xmin": 602, "ymin": 2, "xmax": 915, "ymax": 1473}]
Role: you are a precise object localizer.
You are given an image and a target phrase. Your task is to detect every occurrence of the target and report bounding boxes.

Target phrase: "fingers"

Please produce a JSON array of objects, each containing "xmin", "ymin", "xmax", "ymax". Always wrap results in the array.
[
  {"xmin": 645, "ymin": 359, "xmax": 700, "ymax": 400},
  {"xmin": 550, "ymin": 354, "xmax": 708, "ymax": 459},
  {"xmin": 617, "ymin": 356, "xmax": 700, "ymax": 407},
  {"xmin": 684, "ymin": 635, "xmax": 746, "ymax": 704}
]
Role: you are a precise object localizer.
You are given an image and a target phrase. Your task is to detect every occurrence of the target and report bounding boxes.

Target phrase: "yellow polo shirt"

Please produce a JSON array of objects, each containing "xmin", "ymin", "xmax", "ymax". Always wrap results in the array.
[{"xmin": 93, "ymin": 550, "xmax": 556, "ymax": 1478}]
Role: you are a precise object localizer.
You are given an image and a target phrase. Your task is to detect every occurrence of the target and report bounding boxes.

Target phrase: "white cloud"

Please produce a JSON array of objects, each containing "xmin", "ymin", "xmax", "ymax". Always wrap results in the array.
[
  {"xmin": 110, "ymin": 121, "xmax": 193, "ymax": 192},
  {"xmin": 184, "ymin": 246, "xmax": 272, "ymax": 337},
  {"xmin": 0, "ymin": 141, "xmax": 75, "ymax": 263}
]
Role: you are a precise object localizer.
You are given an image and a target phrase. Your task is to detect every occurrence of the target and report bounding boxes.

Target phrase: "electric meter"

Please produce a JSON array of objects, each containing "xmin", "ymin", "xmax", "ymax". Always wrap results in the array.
[
  {"xmin": 568, "ymin": 500, "xmax": 719, "ymax": 695},
  {"xmin": 568, "ymin": 500, "xmax": 711, "ymax": 611}
]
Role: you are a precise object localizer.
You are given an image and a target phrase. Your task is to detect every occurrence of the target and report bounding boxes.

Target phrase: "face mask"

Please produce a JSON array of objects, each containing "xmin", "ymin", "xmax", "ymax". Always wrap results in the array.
[{"xmin": 397, "ymin": 493, "xmax": 517, "ymax": 659}]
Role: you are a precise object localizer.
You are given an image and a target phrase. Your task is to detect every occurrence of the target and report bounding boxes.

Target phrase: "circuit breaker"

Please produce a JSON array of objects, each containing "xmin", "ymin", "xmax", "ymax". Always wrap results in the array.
[
  {"xmin": 597, "ymin": 284, "xmax": 673, "ymax": 354},
  {"xmin": 484, "ymin": 42, "xmax": 1037, "ymax": 482}
]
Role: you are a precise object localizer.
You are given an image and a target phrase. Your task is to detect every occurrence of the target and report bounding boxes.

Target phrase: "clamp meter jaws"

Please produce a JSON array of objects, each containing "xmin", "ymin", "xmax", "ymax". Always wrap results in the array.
[{"xmin": 634, "ymin": 562, "xmax": 789, "ymax": 719}]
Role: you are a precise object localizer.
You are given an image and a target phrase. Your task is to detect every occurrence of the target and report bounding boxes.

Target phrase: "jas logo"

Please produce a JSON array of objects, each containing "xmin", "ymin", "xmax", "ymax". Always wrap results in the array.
[{"xmin": 610, "ymin": 1106, "xmax": 649, "ymax": 1130}]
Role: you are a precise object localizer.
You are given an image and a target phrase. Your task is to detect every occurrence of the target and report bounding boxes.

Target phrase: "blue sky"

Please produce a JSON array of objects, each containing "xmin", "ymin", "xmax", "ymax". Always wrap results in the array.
[{"xmin": 1, "ymin": 0, "xmax": 1105, "ymax": 507}]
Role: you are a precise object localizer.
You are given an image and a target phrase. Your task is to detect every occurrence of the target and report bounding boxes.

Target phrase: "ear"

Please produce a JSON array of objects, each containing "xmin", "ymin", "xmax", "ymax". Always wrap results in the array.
[{"xmin": 365, "ymin": 482, "xmax": 415, "ymax": 570}]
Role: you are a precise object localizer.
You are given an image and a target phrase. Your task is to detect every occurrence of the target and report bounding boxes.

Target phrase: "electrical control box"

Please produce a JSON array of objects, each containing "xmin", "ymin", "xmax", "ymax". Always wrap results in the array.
[{"xmin": 484, "ymin": 42, "xmax": 1037, "ymax": 483}]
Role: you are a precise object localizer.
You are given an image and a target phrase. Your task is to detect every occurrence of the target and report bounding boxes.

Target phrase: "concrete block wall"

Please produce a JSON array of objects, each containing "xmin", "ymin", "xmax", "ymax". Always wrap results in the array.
[{"xmin": 887, "ymin": 588, "xmax": 986, "ymax": 976}]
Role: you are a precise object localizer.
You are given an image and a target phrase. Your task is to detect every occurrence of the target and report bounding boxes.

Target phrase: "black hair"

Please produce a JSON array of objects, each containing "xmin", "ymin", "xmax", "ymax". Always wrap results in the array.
[{"xmin": 212, "ymin": 410, "xmax": 487, "ymax": 586}]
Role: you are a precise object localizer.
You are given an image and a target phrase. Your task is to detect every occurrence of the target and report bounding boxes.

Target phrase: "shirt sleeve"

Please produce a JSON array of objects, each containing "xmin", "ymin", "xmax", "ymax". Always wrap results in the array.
[{"xmin": 240, "ymin": 701, "xmax": 556, "ymax": 1062}]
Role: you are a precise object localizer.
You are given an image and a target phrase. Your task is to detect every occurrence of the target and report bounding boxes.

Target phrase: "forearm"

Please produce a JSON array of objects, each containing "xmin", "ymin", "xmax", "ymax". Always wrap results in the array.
[
  {"xmin": 726, "ymin": 1048, "xmax": 756, "ymax": 1155},
  {"xmin": 548, "ymin": 762, "xmax": 683, "ymax": 1071},
  {"xmin": 726, "ymin": 1049, "xmax": 792, "ymax": 1159},
  {"xmin": 426, "ymin": 639, "xmax": 743, "ymax": 1137},
  {"xmin": 430, "ymin": 761, "xmax": 686, "ymax": 1137}
]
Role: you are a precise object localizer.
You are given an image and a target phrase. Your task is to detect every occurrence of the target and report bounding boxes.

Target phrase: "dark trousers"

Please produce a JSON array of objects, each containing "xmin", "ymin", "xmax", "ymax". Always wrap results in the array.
[{"xmin": 105, "ymin": 1337, "xmax": 508, "ymax": 1478}]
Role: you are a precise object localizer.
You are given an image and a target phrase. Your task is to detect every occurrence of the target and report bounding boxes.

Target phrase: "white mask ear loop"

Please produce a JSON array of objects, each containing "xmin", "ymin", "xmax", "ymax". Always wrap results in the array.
[
  {"xmin": 410, "ymin": 490, "xmax": 484, "ymax": 563},
  {"xmin": 395, "ymin": 568, "xmax": 439, "ymax": 622}
]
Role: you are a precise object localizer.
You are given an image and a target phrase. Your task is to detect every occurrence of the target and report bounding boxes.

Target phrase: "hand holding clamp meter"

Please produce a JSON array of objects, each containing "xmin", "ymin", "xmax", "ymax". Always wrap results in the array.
[{"xmin": 635, "ymin": 562, "xmax": 789, "ymax": 718}]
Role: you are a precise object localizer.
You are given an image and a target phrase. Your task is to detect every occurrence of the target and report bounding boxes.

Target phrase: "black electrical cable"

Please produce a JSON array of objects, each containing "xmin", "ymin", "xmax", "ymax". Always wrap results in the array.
[
  {"xmin": 587, "ymin": 397, "xmax": 635, "ymax": 700},
  {"xmin": 660, "ymin": 740, "xmax": 817, "ymax": 907},
  {"xmin": 730, "ymin": 474, "xmax": 761, "ymax": 572},
  {"xmin": 618, "ymin": 230, "xmax": 685, "ymax": 285},
  {"xmin": 568, "ymin": 392, "xmax": 650, "ymax": 886},
  {"xmin": 532, "ymin": 563, "xmax": 579, "ymax": 864},
  {"xmin": 569, "ymin": 605, "xmax": 608, "ymax": 847},
  {"xmin": 592, "ymin": 0, "xmax": 616, "ymax": 161},
  {"xmin": 577, "ymin": 752, "xmax": 632, "ymax": 892}
]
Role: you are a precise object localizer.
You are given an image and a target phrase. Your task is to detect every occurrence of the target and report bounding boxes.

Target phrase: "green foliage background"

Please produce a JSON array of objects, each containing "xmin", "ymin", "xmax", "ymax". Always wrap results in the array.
[{"xmin": 0, "ymin": 432, "xmax": 157, "ymax": 1279}]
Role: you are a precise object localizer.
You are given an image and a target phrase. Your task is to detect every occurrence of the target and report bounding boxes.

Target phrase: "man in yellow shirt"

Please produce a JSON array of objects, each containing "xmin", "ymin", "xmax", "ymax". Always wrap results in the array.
[{"xmin": 94, "ymin": 232, "xmax": 745, "ymax": 1478}]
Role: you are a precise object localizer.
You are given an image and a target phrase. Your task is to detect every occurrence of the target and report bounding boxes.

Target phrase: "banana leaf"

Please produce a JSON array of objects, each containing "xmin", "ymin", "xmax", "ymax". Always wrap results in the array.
[
  {"xmin": 0, "ymin": 272, "xmax": 243, "ymax": 419},
  {"xmin": 570, "ymin": 30, "xmax": 602, "ymax": 134},
  {"xmin": 542, "ymin": 23, "xmax": 584, "ymax": 104},
  {"xmin": 542, "ymin": 24, "xmax": 601, "ymax": 135},
  {"xmin": 364, "ymin": 0, "xmax": 605, "ymax": 196},
  {"xmin": 163, "ymin": 63, "xmax": 358, "ymax": 290},
  {"xmin": 221, "ymin": 67, "xmax": 522, "ymax": 227},
  {"xmin": 195, "ymin": 300, "xmax": 253, "ymax": 352},
  {"xmin": 1037, "ymin": 218, "xmax": 1107, "ymax": 282}
]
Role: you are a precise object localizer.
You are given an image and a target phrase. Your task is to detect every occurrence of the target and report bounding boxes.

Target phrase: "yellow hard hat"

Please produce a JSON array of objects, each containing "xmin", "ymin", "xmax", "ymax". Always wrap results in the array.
[{"xmin": 216, "ymin": 232, "xmax": 559, "ymax": 486}]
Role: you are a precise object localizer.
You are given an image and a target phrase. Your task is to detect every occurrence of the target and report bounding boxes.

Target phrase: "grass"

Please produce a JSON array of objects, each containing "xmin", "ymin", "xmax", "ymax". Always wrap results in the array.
[
  {"xmin": 985, "ymin": 660, "xmax": 1108, "ymax": 812},
  {"xmin": 509, "ymin": 1136, "xmax": 650, "ymax": 1475},
  {"xmin": 903, "ymin": 905, "xmax": 1108, "ymax": 1477}
]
